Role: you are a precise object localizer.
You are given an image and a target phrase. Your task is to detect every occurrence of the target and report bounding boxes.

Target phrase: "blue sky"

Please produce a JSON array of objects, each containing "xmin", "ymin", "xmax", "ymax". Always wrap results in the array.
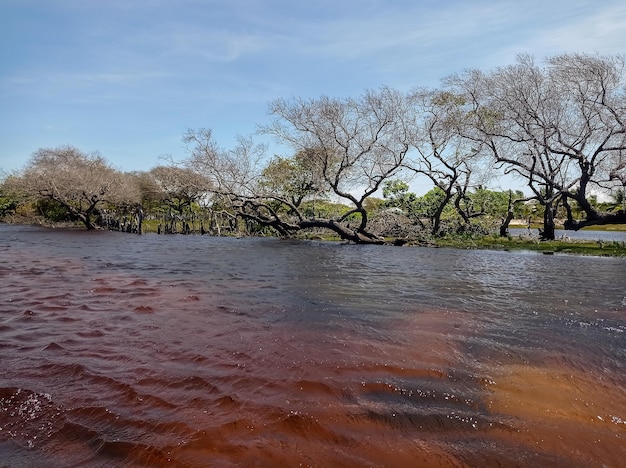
[{"xmin": 2, "ymin": 0, "xmax": 626, "ymax": 191}]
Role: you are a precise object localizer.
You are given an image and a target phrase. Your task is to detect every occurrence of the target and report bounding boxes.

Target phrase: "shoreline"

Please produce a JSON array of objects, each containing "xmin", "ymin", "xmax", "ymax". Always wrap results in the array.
[
  {"xmin": 2, "ymin": 220, "xmax": 625, "ymax": 257},
  {"xmin": 508, "ymin": 219, "xmax": 626, "ymax": 232}
]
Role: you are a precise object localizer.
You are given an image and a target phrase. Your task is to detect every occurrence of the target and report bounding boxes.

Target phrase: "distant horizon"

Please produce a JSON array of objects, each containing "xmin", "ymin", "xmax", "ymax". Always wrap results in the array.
[{"xmin": 2, "ymin": 0, "xmax": 626, "ymax": 195}]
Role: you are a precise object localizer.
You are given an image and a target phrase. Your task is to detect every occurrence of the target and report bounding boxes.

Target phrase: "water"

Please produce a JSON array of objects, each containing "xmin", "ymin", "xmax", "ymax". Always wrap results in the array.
[
  {"xmin": 1, "ymin": 223, "xmax": 625, "ymax": 467},
  {"xmin": 510, "ymin": 227, "xmax": 626, "ymax": 242}
]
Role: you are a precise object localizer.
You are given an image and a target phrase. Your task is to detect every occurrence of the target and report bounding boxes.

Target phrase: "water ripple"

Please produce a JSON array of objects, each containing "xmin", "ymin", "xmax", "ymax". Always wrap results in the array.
[{"xmin": 1, "ymin": 224, "xmax": 625, "ymax": 466}]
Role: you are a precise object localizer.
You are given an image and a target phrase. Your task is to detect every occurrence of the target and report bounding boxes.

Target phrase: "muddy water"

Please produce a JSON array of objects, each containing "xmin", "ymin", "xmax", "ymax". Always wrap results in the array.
[{"xmin": 1, "ymin": 224, "xmax": 624, "ymax": 467}]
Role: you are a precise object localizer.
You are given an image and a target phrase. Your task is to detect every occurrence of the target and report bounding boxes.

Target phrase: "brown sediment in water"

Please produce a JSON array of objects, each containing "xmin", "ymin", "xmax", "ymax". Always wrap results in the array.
[
  {"xmin": 148, "ymin": 310, "xmax": 473, "ymax": 466},
  {"xmin": 486, "ymin": 363, "xmax": 626, "ymax": 466}
]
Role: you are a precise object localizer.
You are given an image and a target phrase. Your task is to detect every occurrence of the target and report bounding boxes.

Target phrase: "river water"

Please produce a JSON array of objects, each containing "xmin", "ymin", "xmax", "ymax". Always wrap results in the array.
[{"xmin": 1, "ymin": 223, "xmax": 624, "ymax": 467}]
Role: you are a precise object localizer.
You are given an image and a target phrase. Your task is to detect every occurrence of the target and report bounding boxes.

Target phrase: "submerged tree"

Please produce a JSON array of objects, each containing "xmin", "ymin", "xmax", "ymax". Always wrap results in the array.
[
  {"xmin": 6, "ymin": 146, "xmax": 140, "ymax": 230},
  {"xmin": 148, "ymin": 165, "xmax": 212, "ymax": 233}
]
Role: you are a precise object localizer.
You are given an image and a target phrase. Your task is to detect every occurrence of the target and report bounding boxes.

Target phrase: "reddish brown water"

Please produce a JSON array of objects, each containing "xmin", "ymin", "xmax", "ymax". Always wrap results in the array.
[{"xmin": 1, "ymin": 224, "xmax": 625, "ymax": 467}]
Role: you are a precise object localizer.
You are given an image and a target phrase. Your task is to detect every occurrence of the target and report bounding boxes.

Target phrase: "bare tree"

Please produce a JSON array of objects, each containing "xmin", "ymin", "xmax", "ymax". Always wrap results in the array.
[
  {"xmin": 184, "ymin": 130, "xmax": 266, "ymax": 196},
  {"xmin": 6, "ymin": 146, "xmax": 140, "ymax": 230},
  {"xmin": 447, "ymin": 53, "xmax": 626, "ymax": 239},
  {"xmin": 404, "ymin": 88, "xmax": 488, "ymax": 235},
  {"xmin": 183, "ymin": 129, "xmax": 269, "ymax": 235},
  {"xmin": 184, "ymin": 88, "xmax": 415, "ymax": 243},
  {"xmin": 547, "ymin": 53, "xmax": 626, "ymax": 229},
  {"xmin": 258, "ymin": 87, "xmax": 415, "ymax": 243}
]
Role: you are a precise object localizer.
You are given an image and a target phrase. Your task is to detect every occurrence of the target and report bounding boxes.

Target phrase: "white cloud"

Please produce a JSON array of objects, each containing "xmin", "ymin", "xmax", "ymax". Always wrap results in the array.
[{"xmin": 527, "ymin": 4, "xmax": 626, "ymax": 54}]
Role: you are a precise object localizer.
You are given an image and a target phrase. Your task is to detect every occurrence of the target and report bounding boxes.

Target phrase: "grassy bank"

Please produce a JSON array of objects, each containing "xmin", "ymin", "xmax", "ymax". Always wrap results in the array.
[
  {"xmin": 509, "ymin": 221, "xmax": 626, "ymax": 232},
  {"xmin": 433, "ymin": 235, "xmax": 626, "ymax": 256}
]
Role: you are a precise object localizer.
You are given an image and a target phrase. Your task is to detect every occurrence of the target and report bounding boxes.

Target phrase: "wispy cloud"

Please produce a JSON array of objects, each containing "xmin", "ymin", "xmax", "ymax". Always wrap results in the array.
[
  {"xmin": 254, "ymin": 1, "xmax": 625, "ymax": 82},
  {"xmin": 2, "ymin": 70, "xmax": 173, "ymax": 99},
  {"xmin": 525, "ymin": 4, "xmax": 626, "ymax": 53}
]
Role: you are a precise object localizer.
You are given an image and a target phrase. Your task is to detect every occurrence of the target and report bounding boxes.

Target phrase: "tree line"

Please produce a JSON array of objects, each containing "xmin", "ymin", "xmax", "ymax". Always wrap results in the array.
[{"xmin": 1, "ymin": 53, "xmax": 625, "ymax": 242}]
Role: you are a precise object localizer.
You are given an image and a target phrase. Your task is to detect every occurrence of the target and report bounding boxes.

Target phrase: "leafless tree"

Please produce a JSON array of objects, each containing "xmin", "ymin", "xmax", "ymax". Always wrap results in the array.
[
  {"xmin": 184, "ymin": 88, "xmax": 416, "ymax": 243},
  {"xmin": 183, "ymin": 129, "xmax": 269, "ymax": 235},
  {"xmin": 446, "ymin": 53, "xmax": 626, "ymax": 239},
  {"xmin": 404, "ymin": 88, "xmax": 488, "ymax": 235},
  {"xmin": 548, "ymin": 53, "xmax": 626, "ymax": 229},
  {"xmin": 258, "ymin": 87, "xmax": 415, "ymax": 242}
]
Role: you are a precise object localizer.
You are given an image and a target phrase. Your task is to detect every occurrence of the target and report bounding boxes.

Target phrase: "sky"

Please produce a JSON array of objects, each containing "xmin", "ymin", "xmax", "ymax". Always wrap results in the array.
[{"xmin": 2, "ymin": 0, "xmax": 626, "ymax": 193}]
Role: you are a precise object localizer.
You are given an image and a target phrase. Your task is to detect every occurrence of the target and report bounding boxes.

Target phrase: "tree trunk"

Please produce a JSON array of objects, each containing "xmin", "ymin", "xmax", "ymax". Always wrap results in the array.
[
  {"xmin": 564, "ymin": 211, "xmax": 626, "ymax": 230},
  {"xmin": 81, "ymin": 215, "xmax": 97, "ymax": 230},
  {"xmin": 539, "ymin": 203, "xmax": 556, "ymax": 240},
  {"xmin": 499, "ymin": 191, "xmax": 517, "ymax": 237},
  {"xmin": 299, "ymin": 219, "xmax": 385, "ymax": 244},
  {"xmin": 60, "ymin": 200, "xmax": 98, "ymax": 230},
  {"xmin": 499, "ymin": 211, "xmax": 514, "ymax": 237},
  {"xmin": 136, "ymin": 205, "xmax": 143, "ymax": 235}
]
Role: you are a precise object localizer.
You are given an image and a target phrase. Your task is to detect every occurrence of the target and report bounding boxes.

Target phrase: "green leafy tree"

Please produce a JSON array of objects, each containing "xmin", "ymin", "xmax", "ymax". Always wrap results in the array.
[
  {"xmin": 0, "ymin": 178, "xmax": 19, "ymax": 218},
  {"xmin": 259, "ymin": 151, "xmax": 325, "ymax": 208},
  {"xmin": 381, "ymin": 180, "xmax": 423, "ymax": 228},
  {"xmin": 415, "ymin": 188, "xmax": 453, "ymax": 233}
]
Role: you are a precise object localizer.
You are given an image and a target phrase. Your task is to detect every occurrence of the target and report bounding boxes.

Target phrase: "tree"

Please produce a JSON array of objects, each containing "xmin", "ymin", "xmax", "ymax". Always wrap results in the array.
[
  {"xmin": 186, "ymin": 87, "xmax": 416, "ymax": 243},
  {"xmin": 382, "ymin": 180, "xmax": 422, "ymax": 224},
  {"xmin": 548, "ymin": 53, "xmax": 626, "ymax": 230},
  {"xmin": 5, "ymin": 146, "xmax": 139, "ymax": 230},
  {"xmin": 447, "ymin": 53, "xmax": 626, "ymax": 239},
  {"xmin": 374, "ymin": 179, "xmax": 424, "ymax": 239},
  {"xmin": 446, "ymin": 58, "xmax": 565, "ymax": 239},
  {"xmin": 183, "ymin": 129, "xmax": 270, "ymax": 236},
  {"xmin": 259, "ymin": 87, "xmax": 415, "ymax": 243},
  {"xmin": 0, "ymin": 174, "xmax": 21, "ymax": 219},
  {"xmin": 404, "ymin": 88, "xmax": 487, "ymax": 236},
  {"xmin": 259, "ymin": 150, "xmax": 326, "ymax": 209},
  {"xmin": 457, "ymin": 188, "xmax": 526, "ymax": 236},
  {"xmin": 148, "ymin": 165, "xmax": 212, "ymax": 233}
]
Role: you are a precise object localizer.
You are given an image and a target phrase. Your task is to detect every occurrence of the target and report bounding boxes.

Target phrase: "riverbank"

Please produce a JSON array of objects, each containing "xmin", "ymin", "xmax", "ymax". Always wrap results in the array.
[
  {"xmin": 509, "ymin": 219, "xmax": 626, "ymax": 232},
  {"xmin": 433, "ymin": 234, "xmax": 626, "ymax": 257}
]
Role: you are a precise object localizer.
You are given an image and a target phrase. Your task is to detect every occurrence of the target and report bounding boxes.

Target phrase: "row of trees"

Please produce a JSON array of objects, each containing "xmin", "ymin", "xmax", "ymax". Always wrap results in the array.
[
  {"xmin": 0, "ymin": 144, "xmax": 537, "ymax": 237},
  {"xmin": 2, "ymin": 53, "xmax": 625, "ymax": 242}
]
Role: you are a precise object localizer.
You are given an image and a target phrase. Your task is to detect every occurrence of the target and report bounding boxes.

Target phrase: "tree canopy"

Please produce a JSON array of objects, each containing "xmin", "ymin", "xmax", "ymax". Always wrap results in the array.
[{"xmin": 4, "ymin": 146, "xmax": 140, "ymax": 230}]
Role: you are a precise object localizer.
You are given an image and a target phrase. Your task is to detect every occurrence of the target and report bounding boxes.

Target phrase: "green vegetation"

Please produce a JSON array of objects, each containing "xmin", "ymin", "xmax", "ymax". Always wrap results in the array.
[
  {"xmin": 433, "ymin": 234, "xmax": 626, "ymax": 257},
  {"xmin": 0, "ymin": 195, "xmax": 18, "ymax": 218}
]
